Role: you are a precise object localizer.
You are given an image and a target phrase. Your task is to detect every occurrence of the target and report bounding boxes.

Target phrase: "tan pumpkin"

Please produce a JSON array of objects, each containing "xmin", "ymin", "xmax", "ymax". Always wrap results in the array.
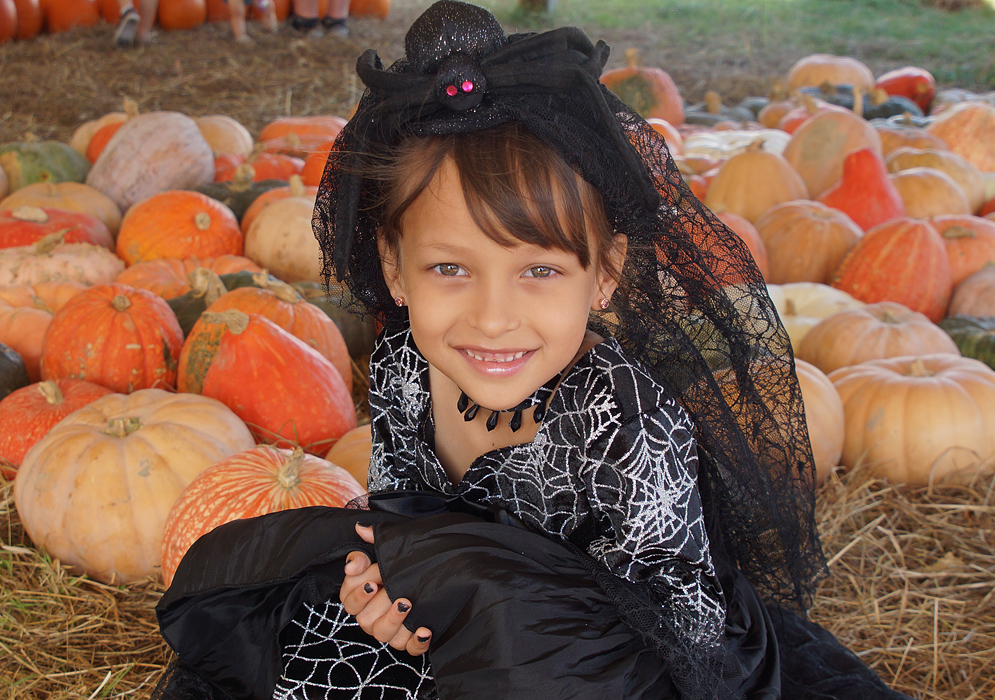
[
  {"xmin": 86, "ymin": 111, "xmax": 215, "ymax": 212},
  {"xmin": 239, "ymin": 175, "xmax": 318, "ymax": 235},
  {"xmin": 68, "ymin": 110, "xmax": 128, "ymax": 156},
  {"xmin": 194, "ymin": 114, "xmax": 254, "ymax": 158},
  {"xmin": 886, "ymin": 148, "xmax": 986, "ymax": 215},
  {"xmin": 115, "ymin": 255, "xmax": 262, "ymax": 299},
  {"xmin": 798, "ymin": 301, "xmax": 959, "ymax": 374},
  {"xmin": 0, "ymin": 181, "xmax": 123, "ymax": 236},
  {"xmin": 765, "ymin": 282, "xmax": 865, "ymax": 353},
  {"xmin": 755, "ymin": 200, "xmax": 862, "ymax": 285},
  {"xmin": 160, "ymin": 446, "xmax": 366, "ymax": 586},
  {"xmin": 949, "ymin": 265, "xmax": 995, "ymax": 317},
  {"xmin": 794, "ymin": 358, "xmax": 844, "ymax": 485},
  {"xmin": 13, "ymin": 388, "xmax": 255, "ymax": 583},
  {"xmin": 889, "ymin": 167, "xmax": 971, "ymax": 219},
  {"xmin": 873, "ymin": 121, "xmax": 949, "ymax": 156},
  {"xmin": 0, "ymin": 236, "xmax": 125, "ymax": 286},
  {"xmin": 704, "ymin": 145, "xmax": 808, "ymax": 223},
  {"xmin": 925, "ymin": 102, "xmax": 995, "ymax": 173},
  {"xmin": 244, "ymin": 189, "xmax": 320, "ymax": 283},
  {"xmin": 829, "ymin": 354, "xmax": 995, "ymax": 486},
  {"xmin": 325, "ymin": 423, "xmax": 372, "ymax": 488},
  {"xmin": 0, "ymin": 299, "xmax": 49, "ymax": 382},
  {"xmin": 782, "ymin": 108, "xmax": 883, "ymax": 199},
  {"xmin": 786, "ymin": 54, "xmax": 875, "ymax": 92}
]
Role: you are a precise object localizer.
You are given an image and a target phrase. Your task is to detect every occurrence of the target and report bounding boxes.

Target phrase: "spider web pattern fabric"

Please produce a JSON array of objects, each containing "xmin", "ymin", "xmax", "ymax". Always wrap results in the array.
[
  {"xmin": 273, "ymin": 600, "xmax": 435, "ymax": 700},
  {"xmin": 367, "ymin": 323, "xmax": 725, "ymax": 647}
]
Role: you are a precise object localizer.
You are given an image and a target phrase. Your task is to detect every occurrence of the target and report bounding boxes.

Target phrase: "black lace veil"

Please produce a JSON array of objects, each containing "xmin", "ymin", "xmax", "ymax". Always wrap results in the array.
[{"xmin": 313, "ymin": 0, "xmax": 825, "ymax": 618}]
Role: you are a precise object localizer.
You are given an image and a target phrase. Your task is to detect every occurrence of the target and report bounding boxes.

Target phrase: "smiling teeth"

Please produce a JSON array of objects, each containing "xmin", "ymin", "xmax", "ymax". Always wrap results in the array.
[{"xmin": 465, "ymin": 350, "xmax": 526, "ymax": 363}]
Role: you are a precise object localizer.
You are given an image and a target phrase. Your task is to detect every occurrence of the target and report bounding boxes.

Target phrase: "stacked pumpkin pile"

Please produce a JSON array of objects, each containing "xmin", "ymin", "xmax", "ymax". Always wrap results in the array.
[
  {"xmin": 0, "ymin": 106, "xmax": 376, "ymax": 586},
  {"xmin": 0, "ymin": 0, "xmax": 389, "ymax": 42},
  {"xmin": 603, "ymin": 52, "xmax": 995, "ymax": 490}
]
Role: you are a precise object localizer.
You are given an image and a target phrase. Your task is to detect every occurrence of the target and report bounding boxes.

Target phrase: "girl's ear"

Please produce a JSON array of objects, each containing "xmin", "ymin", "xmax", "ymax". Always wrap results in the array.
[
  {"xmin": 377, "ymin": 233, "xmax": 404, "ymax": 299},
  {"xmin": 593, "ymin": 234, "xmax": 627, "ymax": 310}
]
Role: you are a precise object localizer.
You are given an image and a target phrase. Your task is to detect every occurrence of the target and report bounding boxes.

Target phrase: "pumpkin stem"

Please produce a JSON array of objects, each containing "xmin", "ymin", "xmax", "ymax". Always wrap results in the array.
[
  {"xmin": 231, "ymin": 164, "xmax": 256, "ymax": 192},
  {"xmin": 246, "ymin": 142, "xmax": 266, "ymax": 163},
  {"xmin": 784, "ymin": 298, "xmax": 797, "ymax": 317},
  {"xmin": 259, "ymin": 275, "xmax": 304, "ymax": 304},
  {"xmin": 277, "ymin": 448, "xmax": 306, "ymax": 489},
  {"xmin": 203, "ymin": 309, "xmax": 250, "ymax": 335},
  {"xmin": 768, "ymin": 80, "xmax": 788, "ymax": 102},
  {"xmin": 623, "ymin": 47, "xmax": 641, "ymax": 69},
  {"xmin": 851, "ymin": 86, "xmax": 864, "ymax": 118},
  {"xmin": 909, "ymin": 357, "xmax": 933, "ymax": 377},
  {"xmin": 38, "ymin": 380, "xmax": 64, "ymax": 406},
  {"xmin": 941, "ymin": 225, "xmax": 977, "ymax": 240},
  {"xmin": 107, "ymin": 417, "xmax": 142, "ymax": 438},
  {"xmin": 12, "ymin": 205, "xmax": 49, "ymax": 223},
  {"xmin": 112, "ymin": 295, "xmax": 132, "ymax": 312},
  {"xmin": 123, "ymin": 98, "xmax": 140, "ymax": 119},
  {"xmin": 194, "ymin": 212, "xmax": 212, "ymax": 231},
  {"xmin": 289, "ymin": 174, "xmax": 306, "ymax": 198},
  {"xmin": 188, "ymin": 267, "xmax": 227, "ymax": 305},
  {"xmin": 704, "ymin": 91, "xmax": 724, "ymax": 115},
  {"xmin": 870, "ymin": 87, "xmax": 889, "ymax": 107},
  {"xmin": 34, "ymin": 231, "xmax": 66, "ymax": 255},
  {"xmin": 24, "ymin": 132, "xmax": 39, "ymax": 143},
  {"xmin": 800, "ymin": 92, "xmax": 819, "ymax": 115}
]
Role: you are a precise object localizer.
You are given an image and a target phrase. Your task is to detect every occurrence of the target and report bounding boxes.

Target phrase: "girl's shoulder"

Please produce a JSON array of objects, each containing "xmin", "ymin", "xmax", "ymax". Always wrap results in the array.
[{"xmin": 556, "ymin": 336, "xmax": 690, "ymax": 429}]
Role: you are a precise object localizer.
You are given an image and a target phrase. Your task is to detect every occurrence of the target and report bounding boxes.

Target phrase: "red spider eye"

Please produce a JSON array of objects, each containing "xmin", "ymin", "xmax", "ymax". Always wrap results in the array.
[
  {"xmin": 446, "ymin": 85, "xmax": 459, "ymax": 97},
  {"xmin": 461, "ymin": 80, "xmax": 474, "ymax": 93}
]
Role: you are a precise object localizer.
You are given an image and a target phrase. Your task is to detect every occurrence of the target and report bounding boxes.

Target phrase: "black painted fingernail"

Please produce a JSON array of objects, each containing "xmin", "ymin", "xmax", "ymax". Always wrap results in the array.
[
  {"xmin": 417, "ymin": 635, "xmax": 430, "ymax": 643},
  {"xmin": 363, "ymin": 582, "xmax": 374, "ymax": 594},
  {"xmin": 396, "ymin": 601, "xmax": 410, "ymax": 613}
]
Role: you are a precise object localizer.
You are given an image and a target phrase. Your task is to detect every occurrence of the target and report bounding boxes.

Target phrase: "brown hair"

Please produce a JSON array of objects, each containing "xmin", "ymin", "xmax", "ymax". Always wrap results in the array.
[{"xmin": 375, "ymin": 122, "xmax": 620, "ymax": 277}]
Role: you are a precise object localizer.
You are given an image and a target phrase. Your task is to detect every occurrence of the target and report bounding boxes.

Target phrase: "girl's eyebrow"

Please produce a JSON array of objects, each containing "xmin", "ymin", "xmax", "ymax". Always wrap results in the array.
[{"xmin": 420, "ymin": 242, "xmax": 472, "ymax": 254}]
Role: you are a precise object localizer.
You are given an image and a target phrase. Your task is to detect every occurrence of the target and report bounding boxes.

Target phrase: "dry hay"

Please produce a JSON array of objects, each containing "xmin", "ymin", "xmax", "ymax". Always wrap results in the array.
[{"xmin": 4, "ymin": 464, "xmax": 993, "ymax": 699}]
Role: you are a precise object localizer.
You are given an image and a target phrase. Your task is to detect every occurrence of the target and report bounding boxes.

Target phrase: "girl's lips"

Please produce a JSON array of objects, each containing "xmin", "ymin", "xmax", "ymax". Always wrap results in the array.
[{"xmin": 459, "ymin": 347, "xmax": 535, "ymax": 376}]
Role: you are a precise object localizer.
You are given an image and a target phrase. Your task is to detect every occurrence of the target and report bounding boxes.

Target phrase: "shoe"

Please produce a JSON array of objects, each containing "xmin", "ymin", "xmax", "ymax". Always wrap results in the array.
[
  {"xmin": 112, "ymin": 8, "xmax": 140, "ymax": 48},
  {"xmin": 290, "ymin": 15, "xmax": 320, "ymax": 32},
  {"xmin": 321, "ymin": 16, "xmax": 349, "ymax": 38}
]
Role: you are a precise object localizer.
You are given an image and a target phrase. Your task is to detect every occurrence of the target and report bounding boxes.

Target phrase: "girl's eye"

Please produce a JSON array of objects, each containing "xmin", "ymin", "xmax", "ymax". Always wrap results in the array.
[
  {"xmin": 433, "ymin": 263, "xmax": 466, "ymax": 277},
  {"xmin": 524, "ymin": 266, "xmax": 555, "ymax": 279}
]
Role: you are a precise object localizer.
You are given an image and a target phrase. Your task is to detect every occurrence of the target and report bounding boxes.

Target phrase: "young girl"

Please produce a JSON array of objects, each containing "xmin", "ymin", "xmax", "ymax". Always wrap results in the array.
[{"xmin": 155, "ymin": 3, "xmax": 913, "ymax": 699}]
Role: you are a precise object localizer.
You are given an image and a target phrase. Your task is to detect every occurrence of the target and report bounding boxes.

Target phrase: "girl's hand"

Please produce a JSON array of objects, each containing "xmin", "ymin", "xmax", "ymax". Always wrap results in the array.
[{"xmin": 339, "ymin": 523, "xmax": 433, "ymax": 656}]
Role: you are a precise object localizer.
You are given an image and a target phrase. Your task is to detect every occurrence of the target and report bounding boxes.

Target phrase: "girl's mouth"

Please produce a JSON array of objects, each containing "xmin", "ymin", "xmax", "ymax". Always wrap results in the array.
[{"xmin": 459, "ymin": 347, "xmax": 535, "ymax": 375}]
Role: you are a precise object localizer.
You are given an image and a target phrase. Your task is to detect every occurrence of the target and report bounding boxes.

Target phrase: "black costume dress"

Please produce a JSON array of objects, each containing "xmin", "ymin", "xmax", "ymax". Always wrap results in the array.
[{"xmin": 156, "ymin": 324, "xmax": 912, "ymax": 700}]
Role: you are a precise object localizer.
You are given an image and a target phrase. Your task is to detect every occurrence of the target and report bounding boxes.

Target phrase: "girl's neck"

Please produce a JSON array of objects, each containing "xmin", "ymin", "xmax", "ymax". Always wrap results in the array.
[{"xmin": 428, "ymin": 330, "xmax": 604, "ymax": 485}]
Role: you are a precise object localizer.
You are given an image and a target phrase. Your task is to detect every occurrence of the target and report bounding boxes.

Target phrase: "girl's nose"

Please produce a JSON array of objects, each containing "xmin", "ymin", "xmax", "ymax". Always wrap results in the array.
[{"xmin": 468, "ymin": 282, "xmax": 520, "ymax": 337}]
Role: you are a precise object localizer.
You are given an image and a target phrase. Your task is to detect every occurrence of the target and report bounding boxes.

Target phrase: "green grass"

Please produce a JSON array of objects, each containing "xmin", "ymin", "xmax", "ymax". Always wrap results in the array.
[{"xmin": 478, "ymin": 0, "xmax": 995, "ymax": 90}]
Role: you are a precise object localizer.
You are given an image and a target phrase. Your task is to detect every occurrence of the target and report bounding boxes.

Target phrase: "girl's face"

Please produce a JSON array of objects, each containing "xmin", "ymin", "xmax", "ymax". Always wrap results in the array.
[{"xmin": 381, "ymin": 158, "xmax": 621, "ymax": 411}]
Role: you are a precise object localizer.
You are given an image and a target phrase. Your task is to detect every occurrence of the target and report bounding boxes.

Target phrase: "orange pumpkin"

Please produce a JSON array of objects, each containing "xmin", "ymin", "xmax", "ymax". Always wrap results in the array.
[
  {"xmin": 816, "ymin": 147, "xmax": 906, "ymax": 232},
  {"xmin": 13, "ymin": 0, "xmax": 42, "ymax": 39},
  {"xmin": 0, "ymin": 0, "xmax": 14, "ymax": 42},
  {"xmin": 157, "ymin": 0, "xmax": 206, "ymax": 29},
  {"xmin": 831, "ymin": 218, "xmax": 952, "ymax": 323},
  {"xmin": 116, "ymin": 191, "xmax": 243, "ymax": 265},
  {"xmin": 756, "ymin": 200, "xmax": 862, "ymax": 285},
  {"xmin": 646, "ymin": 119, "xmax": 683, "ymax": 156},
  {"xmin": 258, "ymin": 115, "xmax": 348, "ymax": 144},
  {"xmin": 204, "ymin": 0, "xmax": 227, "ymax": 20},
  {"xmin": 0, "ymin": 206, "xmax": 114, "ymax": 250},
  {"xmin": 44, "ymin": 0, "xmax": 99, "ymax": 32},
  {"xmin": 782, "ymin": 107, "xmax": 883, "ymax": 199},
  {"xmin": 325, "ymin": 423, "xmax": 372, "ymax": 488},
  {"xmin": 215, "ymin": 152, "xmax": 304, "ymax": 182},
  {"xmin": 926, "ymin": 102, "xmax": 995, "ymax": 173},
  {"xmin": 829, "ymin": 354, "xmax": 995, "ymax": 486},
  {"xmin": 929, "ymin": 215, "xmax": 995, "ymax": 287},
  {"xmin": 203, "ymin": 277, "xmax": 353, "ymax": 392},
  {"xmin": 704, "ymin": 146, "xmax": 808, "ymax": 223},
  {"xmin": 160, "ymin": 445, "xmax": 366, "ymax": 585},
  {"xmin": 600, "ymin": 48, "xmax": 684, "ymax": 126},
  {"xmin": 0, "ymin": 300, "xmax": 50, "ymax": 382},
  {"xmin": 115, "ymin": 255, "xmax": 263, "ymax": 299},
  {"xmin": 798, "ymin": 301, "xmax": 959, "ymax": 374},
  {"xmin": 178, "ymin": 310, "xmax": 356, "ymax": 454},
  {"xmin": 41, "ymin": 284, "xmax": 184, "ymax": 393},
  {"xmin": 300, "ymin": 139, "xmax": 337, "ymax": 187},
  {"xmin": 348, "ymin": 0, "xmax": 389, "ymax": 19},
  {"xmin": 0, "ymin": 378, "xmax": 113, "ymax": 475},
  {"xmin": 875, "ymin": 67, "xmax": 936, "ymax": 113},
  {"xmin": 713, "ymin": 211, "xmax": 768, "ymax": 279}
]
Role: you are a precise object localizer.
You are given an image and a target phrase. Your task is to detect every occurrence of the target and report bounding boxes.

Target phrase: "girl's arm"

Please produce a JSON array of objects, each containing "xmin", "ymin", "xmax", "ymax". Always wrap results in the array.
[{"xmin": 584, "ymin": 405, "xmax": 726, "ymax": 647}]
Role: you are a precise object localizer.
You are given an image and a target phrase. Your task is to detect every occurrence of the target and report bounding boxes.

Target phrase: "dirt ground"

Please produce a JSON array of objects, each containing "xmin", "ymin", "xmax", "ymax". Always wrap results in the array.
[{"xmin": 0, "ymin": 0, "xmax": 805, "ymax": 145}]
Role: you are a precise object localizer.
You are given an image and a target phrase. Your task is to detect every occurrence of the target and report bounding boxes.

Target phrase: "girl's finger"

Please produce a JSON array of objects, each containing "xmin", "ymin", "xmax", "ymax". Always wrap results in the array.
[
  {"xmin": 341, "ymin": 577, "xmax": 382, "ymax": 616},
  {"xmin": 405, "ymin": 627, "xmax": 432, "ymax": 657},
  {"xmin": 343, "ymin": 550, "xmax": 372, "ymax": 577},
  {"xmin": 354, "ymin": 589, "xmax": 393, "ymax": 634},
  {"xmin": 355, "ymin": 523, "xmax": 375, "ymax": 544},
  {"xmin": 370, "ymin": 598, "xmax": 412, "ymax": 645}
]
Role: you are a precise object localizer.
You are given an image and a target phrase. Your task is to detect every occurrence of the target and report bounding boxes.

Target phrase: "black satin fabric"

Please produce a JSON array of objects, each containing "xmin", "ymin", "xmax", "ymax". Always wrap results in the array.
[{"xmin": 157, "ymin": 492, "xmax": 780, "ymax": 700}]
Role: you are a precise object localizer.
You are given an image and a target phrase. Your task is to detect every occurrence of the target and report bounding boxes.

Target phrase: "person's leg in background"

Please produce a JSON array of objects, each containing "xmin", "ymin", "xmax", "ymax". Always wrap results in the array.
[{"xmin": 113, "ymin": 0, "xmax": 159, "ymax": 47}]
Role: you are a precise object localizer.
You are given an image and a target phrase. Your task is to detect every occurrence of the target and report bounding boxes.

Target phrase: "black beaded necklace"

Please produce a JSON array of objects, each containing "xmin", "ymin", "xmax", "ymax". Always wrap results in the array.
[{"xmin": 456, "ymin": 370, "xmax": 563, "ymax": 432}]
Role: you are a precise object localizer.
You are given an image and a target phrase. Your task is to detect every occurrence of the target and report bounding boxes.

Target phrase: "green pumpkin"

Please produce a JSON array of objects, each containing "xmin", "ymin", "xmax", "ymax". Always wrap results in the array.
[
  {"xmin": 798, "ymin": 84, "xmax": 923, "ymax": 120},
  {"xmin": 0, "ymin": 342, "xmax": 30, "ymax": 400},
  {"xmin": 0, "ymin": 140, "xmax": 91, "ymax": 192},
  {"xmin": 195, "ymin": 175, "xmax": 288, "ymax": 221},
  {"xmin": 939, "ymin": 315, "xmax": 995, "ymax": 370},
  {"xmin": 167, "ymin": 269, "xmax": 273, "ymax": 336}
]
